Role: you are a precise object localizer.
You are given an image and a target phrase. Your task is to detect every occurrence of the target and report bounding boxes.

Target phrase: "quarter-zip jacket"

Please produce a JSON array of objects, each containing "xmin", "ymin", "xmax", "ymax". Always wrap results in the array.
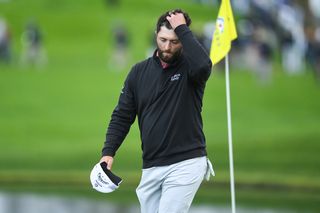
[{"xmin": 102, "ymin": 24, "xmax": 212, "ymax": 168}]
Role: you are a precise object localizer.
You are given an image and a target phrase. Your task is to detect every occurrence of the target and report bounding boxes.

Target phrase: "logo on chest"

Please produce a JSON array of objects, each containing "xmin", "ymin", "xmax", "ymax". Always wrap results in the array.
[{"xmin": 170, "ymin": 73, "xmax": 181, "ymax": 81}]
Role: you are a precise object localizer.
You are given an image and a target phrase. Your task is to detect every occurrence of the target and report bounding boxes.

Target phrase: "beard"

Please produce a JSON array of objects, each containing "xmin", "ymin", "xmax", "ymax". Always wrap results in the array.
[{"xmin": 157, "ymin": 48, "xmax": 182, "ymax": 64}]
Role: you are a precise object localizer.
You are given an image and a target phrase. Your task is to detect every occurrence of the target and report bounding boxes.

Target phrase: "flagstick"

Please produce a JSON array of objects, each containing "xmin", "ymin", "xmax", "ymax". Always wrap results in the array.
[{"xmin": 225, "ymin": 54, "xmax": 236, "ymax": 213}]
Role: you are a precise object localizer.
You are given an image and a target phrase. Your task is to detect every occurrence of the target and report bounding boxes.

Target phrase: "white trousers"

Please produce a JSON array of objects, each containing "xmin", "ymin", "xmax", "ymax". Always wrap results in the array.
[{"xmin": 136, "ymin": 156, "xmax": 211, "ymax": 213}]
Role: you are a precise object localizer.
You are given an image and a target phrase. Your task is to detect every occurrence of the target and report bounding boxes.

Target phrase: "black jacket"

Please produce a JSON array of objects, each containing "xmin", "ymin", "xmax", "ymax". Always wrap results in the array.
[{"xmin": 102, "ymin": 24, "xmax": 212, "ymax": 168}]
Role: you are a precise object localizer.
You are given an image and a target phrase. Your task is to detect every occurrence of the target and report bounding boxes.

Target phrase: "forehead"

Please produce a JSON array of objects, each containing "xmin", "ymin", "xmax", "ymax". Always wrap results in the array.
[{"xmin": 157, "ymin": 26, "xmax": 179, "ymax": 40}]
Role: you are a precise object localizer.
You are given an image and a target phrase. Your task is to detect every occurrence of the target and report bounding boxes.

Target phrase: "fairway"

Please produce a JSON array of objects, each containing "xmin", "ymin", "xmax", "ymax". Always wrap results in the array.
[{"xmin": 1, "ymin": 0, "xmax": 320, "ymax": 212}]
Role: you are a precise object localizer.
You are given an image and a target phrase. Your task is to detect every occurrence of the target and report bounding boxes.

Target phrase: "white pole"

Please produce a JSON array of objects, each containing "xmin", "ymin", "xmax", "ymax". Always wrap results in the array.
[{"xmin": 225, "ymin": 54, "xmax": 236, "ymax": 213}]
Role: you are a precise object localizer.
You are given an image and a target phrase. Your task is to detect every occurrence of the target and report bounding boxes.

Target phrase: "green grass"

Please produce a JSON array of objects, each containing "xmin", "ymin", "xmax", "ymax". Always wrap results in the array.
[{"xmin": 1, "ymin": 0, "xmax": 320, "ymax": 212}]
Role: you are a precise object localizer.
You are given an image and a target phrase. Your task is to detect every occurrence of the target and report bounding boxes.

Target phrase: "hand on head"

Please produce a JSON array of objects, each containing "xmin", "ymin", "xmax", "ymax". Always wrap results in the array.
[{"xmin": 166, "ymin": 11, "xmax": 186, "ymax": 30}]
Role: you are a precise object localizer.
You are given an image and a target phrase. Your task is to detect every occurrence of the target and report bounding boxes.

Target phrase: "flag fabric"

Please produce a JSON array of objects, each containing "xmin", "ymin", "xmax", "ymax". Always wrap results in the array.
[{"xmin": 210, "ymin": 0, "xmax": 237, "ymax": 65}]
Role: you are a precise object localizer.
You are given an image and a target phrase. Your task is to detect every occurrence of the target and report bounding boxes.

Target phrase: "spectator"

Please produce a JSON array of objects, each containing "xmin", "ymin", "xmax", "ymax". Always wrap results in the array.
[
  {"xmin": 20, "ymin": 20, "xmax": 47, "ymax": 68},
  {"xmin": 201, "ymin": 21, "xmax": 215, "ymax": 54},
  {"xmin": 276, "ymin": 0, "xmax": 306, "ymax": 74},
  {"xmin": 145, "ymin": 30, "xmax": 156, "ymax": 58},
  {"xmin": 305, "ymin": 24, "xmax": 320, "ymax": 83},
  {"xmin": 0, "ymin": 17, "xmax": 11, "ymax": 64},
  {"xmin": 108, "ymin": 22, "xmax": 130, "ymax": 71},
  {"xmin": 309, "ymin": 0, "xmax": 320, "ymax": 22}
]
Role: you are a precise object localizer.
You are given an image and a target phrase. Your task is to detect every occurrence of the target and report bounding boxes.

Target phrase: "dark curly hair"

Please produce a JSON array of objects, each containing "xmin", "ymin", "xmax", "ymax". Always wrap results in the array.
[{"xmin": 156, "ymin": 9, "xmax": 192, "ymax": 33}]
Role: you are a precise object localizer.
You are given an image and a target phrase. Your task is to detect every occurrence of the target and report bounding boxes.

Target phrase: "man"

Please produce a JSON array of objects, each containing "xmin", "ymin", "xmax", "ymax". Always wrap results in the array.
[{"xmin": 100, "ymin": 9, "xmax": 213, "ymax": 213}]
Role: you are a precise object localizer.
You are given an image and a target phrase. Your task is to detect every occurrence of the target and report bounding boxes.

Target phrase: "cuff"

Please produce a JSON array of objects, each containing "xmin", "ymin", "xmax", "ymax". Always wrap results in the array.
[{"xmin": 174, "ymin": 24, "xmax": 191, "ymax": 38}]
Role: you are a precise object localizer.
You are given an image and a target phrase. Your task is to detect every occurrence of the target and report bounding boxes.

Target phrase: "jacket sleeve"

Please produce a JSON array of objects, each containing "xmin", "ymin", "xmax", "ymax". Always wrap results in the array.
[
  {"xmin": 101, "ymin": 67, "xmax": 137, "ymax": 157},
  {"xmin": 174, "ymin": 24, "xmax": 212, "ymax": 84}
]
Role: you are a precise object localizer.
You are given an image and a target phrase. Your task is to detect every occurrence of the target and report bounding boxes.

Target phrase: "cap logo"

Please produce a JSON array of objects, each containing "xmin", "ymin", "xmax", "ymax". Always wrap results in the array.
[
  {"xmin": 97, "ymin": 172, "xmax": 109, "ymax": 185},
  {"xmin": 90, "ymin": 162, "xmax": 122, "ymax": 193}
]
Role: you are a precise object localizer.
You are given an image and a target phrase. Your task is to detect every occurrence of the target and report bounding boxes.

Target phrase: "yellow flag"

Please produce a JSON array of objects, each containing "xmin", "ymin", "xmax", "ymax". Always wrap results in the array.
[{"xmin": 210, "ymin": 0, "xmax": 237, "ymax": 65}]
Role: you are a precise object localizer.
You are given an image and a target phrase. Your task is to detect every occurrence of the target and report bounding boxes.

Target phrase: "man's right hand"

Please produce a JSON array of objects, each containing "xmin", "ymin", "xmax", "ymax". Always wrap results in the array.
[
  {"xmin": 166, "ymin": 11, "xmax": 186, "ymax": 30},
  {"xmin": 100, "ymin": 156, "xmax": 114, "ymax": 170}
]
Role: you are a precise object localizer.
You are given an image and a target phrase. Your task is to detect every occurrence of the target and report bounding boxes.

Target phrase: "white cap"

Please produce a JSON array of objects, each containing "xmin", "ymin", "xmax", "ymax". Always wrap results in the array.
[{"xmin": 90, "ymin": 162, "xmax": 122, "ymax": 193}]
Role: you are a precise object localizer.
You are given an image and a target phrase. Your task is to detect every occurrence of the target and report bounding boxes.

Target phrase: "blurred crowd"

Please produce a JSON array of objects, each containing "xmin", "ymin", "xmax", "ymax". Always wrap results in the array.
[
  {"xmin": 107, "ymin": 0, "xmax": 320, "ymax": 84},
  {"xmin": 1, "ymin": 0, "xmax": 320, "ymax": 84},
  {"xmin": 0, "ymin": 17, "xmax": 46, "ymax": 69},
  {"xmin": 196, "ymin": 0, "xmax": 320, "ymax": 84}
]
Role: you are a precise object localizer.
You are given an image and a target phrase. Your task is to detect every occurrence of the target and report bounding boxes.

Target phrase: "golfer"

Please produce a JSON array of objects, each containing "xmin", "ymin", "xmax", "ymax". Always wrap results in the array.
[{"xmin": 100, "ymin": 9, "xmax": 213, "ymax": 213}]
